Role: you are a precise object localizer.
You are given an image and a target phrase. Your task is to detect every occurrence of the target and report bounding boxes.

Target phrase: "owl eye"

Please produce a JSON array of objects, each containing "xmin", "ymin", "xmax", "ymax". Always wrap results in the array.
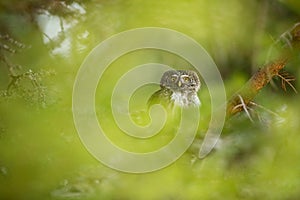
[
  {"xmin": 182, "ymin": 76, "xmax": 190, "ymax": 82},
  {"xmin": 170, "ymin": 77, "xmax": 177, "ymax": 81}
]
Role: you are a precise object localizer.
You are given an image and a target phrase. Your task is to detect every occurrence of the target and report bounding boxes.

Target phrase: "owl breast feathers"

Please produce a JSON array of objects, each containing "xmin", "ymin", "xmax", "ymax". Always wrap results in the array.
[{"xmin": 148, "ymin": 69, "xmax": 201, "ymax": 108}]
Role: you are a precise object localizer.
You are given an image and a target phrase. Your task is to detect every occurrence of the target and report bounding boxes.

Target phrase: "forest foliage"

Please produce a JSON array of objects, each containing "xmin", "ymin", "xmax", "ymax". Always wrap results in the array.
[{"xmin": 1, "ymin": 0, "xmax": 300, "ymax": 200}]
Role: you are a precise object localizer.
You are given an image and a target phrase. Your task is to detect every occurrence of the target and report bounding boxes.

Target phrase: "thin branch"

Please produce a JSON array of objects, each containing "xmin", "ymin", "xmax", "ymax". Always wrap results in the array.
[
  {"xmin": 238, "ymin": 95, "xmax": 254, "ymax": 122},
  {"xmin": 226, "ymin": 22, "xmax": 300, "ymax": 119},
  {"xmin": 277, "ymin": 72, "xmax": 298, "ymax": 93},
  {"xmin": 249, "ymin": 101, "xmax": 283, "ymax": 119}
]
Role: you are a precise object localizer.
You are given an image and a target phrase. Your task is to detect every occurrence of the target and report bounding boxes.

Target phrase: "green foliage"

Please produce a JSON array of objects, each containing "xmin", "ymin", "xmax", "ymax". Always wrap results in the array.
[{"xmin": 1, "ymin": 0, "xmax": 300, "ymax": 200}]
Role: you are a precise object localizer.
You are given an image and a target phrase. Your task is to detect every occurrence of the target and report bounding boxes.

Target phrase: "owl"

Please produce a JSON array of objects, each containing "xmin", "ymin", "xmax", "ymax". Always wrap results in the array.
[{"xmin": 148, "ymin": 70, "xmax": 201, "ymax": 109}]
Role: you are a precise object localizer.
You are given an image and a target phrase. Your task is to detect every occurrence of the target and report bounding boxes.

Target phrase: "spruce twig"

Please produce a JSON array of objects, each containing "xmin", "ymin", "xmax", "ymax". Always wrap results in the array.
[{"xmin": 226, "ymin": 23, "xmax": 300, "ymax": 119}]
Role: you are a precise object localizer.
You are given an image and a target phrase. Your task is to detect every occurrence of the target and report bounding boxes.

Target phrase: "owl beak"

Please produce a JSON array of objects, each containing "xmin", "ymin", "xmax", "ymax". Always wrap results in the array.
[{"xmin": 178, "ymin": 81, "xmax": 182, "ymax": 87}]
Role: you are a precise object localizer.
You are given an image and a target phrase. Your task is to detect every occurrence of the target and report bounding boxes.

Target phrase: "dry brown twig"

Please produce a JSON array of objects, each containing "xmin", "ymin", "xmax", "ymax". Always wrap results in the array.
[
  {"xmin": 277, "ymin": 71, "xmax": 298, "ymax": 93},
  {"xmin": 226, "ymin": 22, "xmax": 300, "ymax": 119}
]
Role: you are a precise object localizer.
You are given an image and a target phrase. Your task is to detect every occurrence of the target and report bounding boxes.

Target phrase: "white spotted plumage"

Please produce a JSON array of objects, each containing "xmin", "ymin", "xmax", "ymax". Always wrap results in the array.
[
  {"xmin": 171, "ymin": 91, "xmax": 201, "ymax": 107},
  {"xmin": 148, "ymin": 69, "xmax": 201, "ymax": 109}
]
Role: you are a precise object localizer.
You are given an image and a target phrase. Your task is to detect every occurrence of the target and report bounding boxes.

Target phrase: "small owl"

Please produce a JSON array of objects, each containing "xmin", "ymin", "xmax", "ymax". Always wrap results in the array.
[{"xmin": 148, "ymin": 70, "xmax": 201, "ymax": 109}]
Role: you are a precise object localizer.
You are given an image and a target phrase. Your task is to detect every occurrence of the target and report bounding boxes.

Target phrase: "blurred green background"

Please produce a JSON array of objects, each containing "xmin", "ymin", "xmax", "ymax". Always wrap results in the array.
[{"xmin": 1, "ymin": 0, "xmax": 300, "ymax": 199}]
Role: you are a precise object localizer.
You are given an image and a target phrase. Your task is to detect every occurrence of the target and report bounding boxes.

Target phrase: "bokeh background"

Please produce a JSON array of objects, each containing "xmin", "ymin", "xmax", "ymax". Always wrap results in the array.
[{"xmin": 1, "ymin": 0, "xmax": 300, "ymax": 199}]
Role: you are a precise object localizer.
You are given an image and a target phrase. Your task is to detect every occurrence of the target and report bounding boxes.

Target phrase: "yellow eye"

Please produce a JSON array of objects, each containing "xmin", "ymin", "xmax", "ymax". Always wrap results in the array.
[
  {"xmin": 183, "ymin": 77, "xmax": 190, "ymax": 82},
  {"xmin": 170, "ymin": 77, "xmax": 176, "ymax": 81}
]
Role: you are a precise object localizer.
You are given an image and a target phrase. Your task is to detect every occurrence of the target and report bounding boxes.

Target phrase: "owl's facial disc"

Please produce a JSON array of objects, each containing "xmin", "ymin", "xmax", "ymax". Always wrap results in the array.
[
  {"xmin": 160, "ymin": 70, "xmax": 200, "ymax": 93},
  {"xmin": 176, "ymin": 74, "xmax": 199, "ymax": 92},
  {"xmin": 165, "ymin": 74, "xmax": 179, "ymax": 90}
]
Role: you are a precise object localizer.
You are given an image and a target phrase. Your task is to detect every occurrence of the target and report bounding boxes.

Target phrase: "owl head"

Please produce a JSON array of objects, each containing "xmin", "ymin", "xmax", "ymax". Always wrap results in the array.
[{"xmin": 160, "ymin": 70, "xmax": 200, "ymax": 93}]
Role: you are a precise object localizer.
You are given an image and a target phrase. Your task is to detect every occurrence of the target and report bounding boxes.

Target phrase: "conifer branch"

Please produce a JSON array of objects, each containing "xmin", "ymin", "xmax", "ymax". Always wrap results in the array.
[{"xmin": 226, "ymin": 23, "xmax": 300, "ymax": 118}]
